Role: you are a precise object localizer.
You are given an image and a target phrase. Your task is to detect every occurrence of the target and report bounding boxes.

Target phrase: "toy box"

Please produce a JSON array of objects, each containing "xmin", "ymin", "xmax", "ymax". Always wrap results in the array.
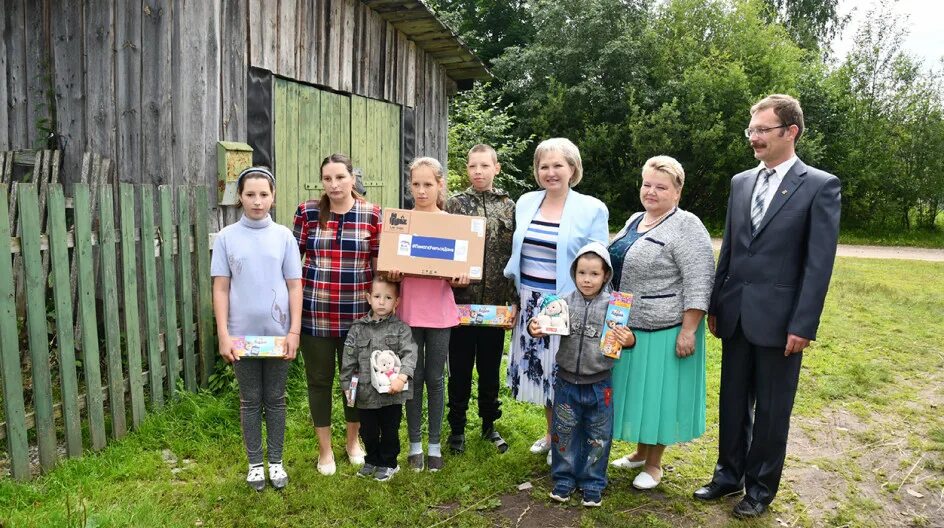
[
  {"xmin": 233, "ymin": 336, "xmax": 286, "ymax": 358},
  {"xmin": 533, "ymin": 295, "xmax": 570, "ymax": 336},
  {"xmin": 600, "ymin": 292, "xmax": 633, "ymax": 359},
  {"xmin": 377, "ymin": 208, "xmax": 486, "ymax": 280},
  {"xmin": 457, "ymin": 304, "xmax": 516, "ymax": 328}
]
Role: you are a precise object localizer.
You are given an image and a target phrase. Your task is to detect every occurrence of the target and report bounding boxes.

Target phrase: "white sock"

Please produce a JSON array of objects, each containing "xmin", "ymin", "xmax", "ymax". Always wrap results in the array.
[
  {"xmin": 409, "ymin": 442, "xmax": 423, "ymax": 456},
  {"xmin": 428, "ymin": 443, "xmax": 442, "ymax": 457}
]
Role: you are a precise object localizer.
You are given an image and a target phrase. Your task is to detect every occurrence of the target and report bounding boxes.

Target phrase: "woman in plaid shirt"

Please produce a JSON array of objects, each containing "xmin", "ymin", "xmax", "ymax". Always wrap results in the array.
[{"xmin": 293, "ymin": 153, "xmax": 382, "ymax": 476}]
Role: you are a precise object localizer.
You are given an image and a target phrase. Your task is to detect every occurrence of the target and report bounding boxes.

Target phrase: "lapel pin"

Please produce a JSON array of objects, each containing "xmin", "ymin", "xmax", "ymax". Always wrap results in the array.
[{"xmin": 781, "ymin": 190, "xmax": 788, "ymax": 195}]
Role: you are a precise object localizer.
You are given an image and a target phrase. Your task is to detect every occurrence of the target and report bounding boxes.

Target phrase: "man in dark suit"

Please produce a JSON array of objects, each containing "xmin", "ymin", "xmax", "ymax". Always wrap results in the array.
[{"xmin": 695, "ymin": 94, "xmax": 841, "ymax": 518}]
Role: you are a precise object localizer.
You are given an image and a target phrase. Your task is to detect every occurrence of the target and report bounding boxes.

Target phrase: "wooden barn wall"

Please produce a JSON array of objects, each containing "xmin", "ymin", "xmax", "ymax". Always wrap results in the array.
[{"xmin": 1, "ymin": 0, "xmax": 455, "ymax": 221}]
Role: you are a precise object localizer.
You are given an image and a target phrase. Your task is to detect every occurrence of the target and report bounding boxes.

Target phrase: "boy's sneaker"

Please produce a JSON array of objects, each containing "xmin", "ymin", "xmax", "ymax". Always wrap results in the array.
[
  {"xmin": 427, "ymin": 455, "xmax": 444, "ymax": 472},
  {"xmin": 374, "ymin": 465, "xmax": 400, "ymax": 482},
  {"xmin": 447, "ymin": 434, "xmax": 465, "ymax": 454},
  {"xmin": 408, "ymin": 453, "xmax": 425, "ymax": 472},
  {"xmin": 356, "ymin": 463, "xmax": 377, "ymax": 478},
  {"xmin": 549, "ymin": 486, "xmax": 574, "ymax": 503},
  {"xmin": 582, "ymin": 491, "xmax": 603, "ymax": 507},
  {"xmin": 268, "ymin": 463, "xmax": 288, "ymax": 490},
  {"xmin": 246, "ymin": 465, "xmax": 265, "ymax": 491}
]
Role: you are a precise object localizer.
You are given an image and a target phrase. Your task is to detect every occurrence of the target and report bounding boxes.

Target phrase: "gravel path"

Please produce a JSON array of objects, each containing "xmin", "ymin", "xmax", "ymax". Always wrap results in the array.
[{"xmin": 710, "ymin": 239, "xmax": 944, "ymax": 262}]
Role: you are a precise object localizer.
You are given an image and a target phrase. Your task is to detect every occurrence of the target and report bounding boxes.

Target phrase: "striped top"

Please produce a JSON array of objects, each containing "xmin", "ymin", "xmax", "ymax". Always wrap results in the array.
[{"xmin": 519, "ymin": 215, "xmax": 559, "ymax": 292}]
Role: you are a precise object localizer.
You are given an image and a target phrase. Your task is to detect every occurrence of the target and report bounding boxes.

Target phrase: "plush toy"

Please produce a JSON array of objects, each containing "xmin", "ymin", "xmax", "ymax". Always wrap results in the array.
[
  {"xmin": 534, "ymin": 295, "xmax": 570, "ymax": 335},
  {"xmin": 370, "ymin": 349, "xmax": 402, "ymax": 393}
]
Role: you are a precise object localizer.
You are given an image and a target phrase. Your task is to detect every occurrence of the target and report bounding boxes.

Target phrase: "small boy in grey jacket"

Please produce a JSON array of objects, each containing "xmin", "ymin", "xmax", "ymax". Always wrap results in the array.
[
  {"xmin": 528, "ymin": 242, "xmax": 636, "ymax": 507},
  {"xmin": 341, "ymin": 276, "xmax": 418, "ymax": 481}
]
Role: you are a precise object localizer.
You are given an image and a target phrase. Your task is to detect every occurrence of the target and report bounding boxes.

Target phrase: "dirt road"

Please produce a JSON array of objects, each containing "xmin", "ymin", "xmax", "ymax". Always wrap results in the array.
[{"xmin": 710, "ymin": 239, "xmax": 944, "ymax": 262}]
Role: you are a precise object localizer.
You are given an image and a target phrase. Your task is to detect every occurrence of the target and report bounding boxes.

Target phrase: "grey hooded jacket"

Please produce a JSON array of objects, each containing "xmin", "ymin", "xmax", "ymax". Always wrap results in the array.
[
  {"xmin": 340, "ymin": 313, "xmax": 418, "ymax": 409},
  {"xmin": 555, "ymin": 242, "xmax": 618, "ymax": 385}
]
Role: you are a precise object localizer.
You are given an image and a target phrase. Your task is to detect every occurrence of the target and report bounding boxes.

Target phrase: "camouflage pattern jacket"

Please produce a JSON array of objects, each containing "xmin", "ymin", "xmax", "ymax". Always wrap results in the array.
[{"xmin": 446, "ymin": 187, "xmax": 518, "ymax": 306}]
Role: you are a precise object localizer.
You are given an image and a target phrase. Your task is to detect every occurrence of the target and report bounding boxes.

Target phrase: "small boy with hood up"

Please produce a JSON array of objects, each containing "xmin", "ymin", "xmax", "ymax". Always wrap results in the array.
[{"xmin": 528, "ymin": 242, "xmax": 636, "ymax": 507}]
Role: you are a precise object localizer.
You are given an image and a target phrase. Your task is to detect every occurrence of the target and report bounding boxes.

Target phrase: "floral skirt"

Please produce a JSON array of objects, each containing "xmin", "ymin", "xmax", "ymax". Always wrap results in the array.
[{"xmin": 506, "ymin": 286, "xmax": 560, "ymax": 407}]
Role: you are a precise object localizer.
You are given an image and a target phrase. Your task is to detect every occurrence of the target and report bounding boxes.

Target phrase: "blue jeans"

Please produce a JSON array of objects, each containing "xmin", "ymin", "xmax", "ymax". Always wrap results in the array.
[{"xmin": 551, "ymin": 377, "xmax": 614, "ymax": 496}]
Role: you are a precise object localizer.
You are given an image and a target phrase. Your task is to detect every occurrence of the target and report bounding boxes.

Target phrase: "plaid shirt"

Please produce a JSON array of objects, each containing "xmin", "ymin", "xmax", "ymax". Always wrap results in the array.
[{"xmin": 293, "ymin": 199, "xmax": 382, "ymax": 337}]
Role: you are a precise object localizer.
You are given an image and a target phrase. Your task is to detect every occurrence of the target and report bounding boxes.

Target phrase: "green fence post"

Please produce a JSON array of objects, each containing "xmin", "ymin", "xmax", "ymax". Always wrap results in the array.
[
  {"xmin": 140, "ymin": 185, "xmax": 163, "ymax": 409},
  {"xmin": 99, "ymin": 184, "xmax": 127, "ymax": 438},
  {"xmin": 177, "ymin": 187, "xmax": 197, "ymax": 392},
  {"xmin": 119, "ymin": 184, "xmax": 146, "ymax": 426}
]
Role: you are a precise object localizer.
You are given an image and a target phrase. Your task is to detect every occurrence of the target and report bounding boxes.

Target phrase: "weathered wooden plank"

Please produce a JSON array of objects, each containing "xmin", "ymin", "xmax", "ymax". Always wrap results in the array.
[
  {"xmin": 365, "ymin": 98, "xmax": 380, "ymax": 197},
  {"xmin": 85, "ymin": 0, "xmax": 117, "ymax": 162},
  {"xmin": 158, "ymin": 185, "xmax": 179, "ymax": 399},
  {"xmin": 4, "ymin": 0, "xmax": 28, "ymax": 148},
  {"xmin": 339, "ymin": 94, "xmax": 351, "ymax": 158},
  {"xmin": 221, "ymin": 0, "xmax": 248, "ymax": 141},
  {"xmin": 340, "ymin": 0, "xmax": 355, "ymax": 93},
  {"xmin": 51, "ymin": 0, "xmax": 86, "ymax": 183},
  {"xmin": 98, "ymin": 185, "xmax": 127, "ymax": 438},
  {"xmin": 25, "ymin": 2, "xmax": 51, "ymax": 151},
  {"xmin": 0, "ymin": 4, "xmax": 8, "ymax": 150},
  {"xmin": 74, "ymin": 184, "xmax": 107, "ymax": 451},
  {"xmin": 396, "ymin": 31, "xmax": 408, "ymax": 106},
  {"xmin": 319, "ymin": 90, "xmax": 334, "ymax": 157},
  {"xmin": 173, "ymin": 0, "xmax": 218, "ymax": 187},
  {"xmin": 278, "ymin": 0, "xmax": 297, "ymax": 78},
  {"xmin": 405, "ymin": 40, "xmax": 417, "ymax": 108},
  {"xmin": 350, "ymin": 95, "xmax": 367, "ymax": 176},
  {"xmin": 274, "ymin": 78, "xmax": 289, "ymax": 225},
  {"xmin": 19, "ymin": 184, "xmax": 58, "ymax": 472},
  {"xmin": 142, "ymin": 0, "xmax": 173, "ymax": 185},
  {"xmin": 177, "ymin": 187, "xmax": 197, "ymax": 392},
  {"xmin": 0, "ymin": 184, "xmax": 30, "ymax": 480},
  {"xmin": 326, "ymin": 0, "xmax": 342, "ymax": 89},
  {"xmin": 46, "ymin": 185, "xmax": 83, "ymax": 458},
  {"xmin": 118, "ymin": 184, "xmax": 146, "ymax": 427},
  {"xmin": 116, "ymin": 0, "xmax": 142, "ymax": 187},
  {"xmin": 384, "ymin": 21, "xmax": 396, "ymax": 101},
  {"xmin": 193, "ymin": 187, "xmax": 214, "ymax": 387},
  {"xmin": 139, "ymin": 185, "xmax": 163, "ymax": 408},
  {"xmin": 289, "ymin": 85, "xmax": 308, "ymax": 221},
  {"xmin": 251, "ymin": 0, "xmax": 278, "ymax": 70},
  {"xmin": 366, "ymin": 6, "xmax": 383, "ymax": 99},
  {"xmin": 295, "ymin": 0, "xmax": 314, "ymax": 84}
]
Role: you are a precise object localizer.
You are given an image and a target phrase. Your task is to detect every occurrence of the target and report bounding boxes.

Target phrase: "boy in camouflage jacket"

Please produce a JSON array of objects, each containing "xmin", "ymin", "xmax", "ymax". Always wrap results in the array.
[{"xmin": 445, "ymin": 144, "xmax": 517, "ymax": 454}]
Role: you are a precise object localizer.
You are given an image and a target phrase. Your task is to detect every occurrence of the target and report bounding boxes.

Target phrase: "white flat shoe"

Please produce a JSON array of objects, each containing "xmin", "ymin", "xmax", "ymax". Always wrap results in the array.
[
  {"xmin": 632, "ymin": 467, "xmax": 662, "ymax": 490},
  {"xmin": 347, "ymin": 447, "xmax": 365, "ymax": 466},
  {"xmin": 530, "ymin": 436, "xmax": 551, "ymax": 454},
  {"xmin": 611, "ymin": 455, "xmax": 646, "ymax": 469},
  {"xmin": 547, "ymin": 450, "xmax": 552, "ymax": 465},
  {"xmin": 317, "ymin": 456, "xmax": 336, "ymax": 476}
]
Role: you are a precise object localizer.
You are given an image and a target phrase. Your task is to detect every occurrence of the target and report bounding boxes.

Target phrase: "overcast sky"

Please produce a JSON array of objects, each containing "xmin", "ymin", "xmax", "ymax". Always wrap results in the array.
[{"xmin": 832, "ymin": 0, "xmax": 944, "ymax": 68}]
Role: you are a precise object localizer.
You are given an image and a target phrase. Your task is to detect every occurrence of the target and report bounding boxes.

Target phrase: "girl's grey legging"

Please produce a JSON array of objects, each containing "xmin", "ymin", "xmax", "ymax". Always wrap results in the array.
[
  {"xmin": 233, "ymin": 359, "xmax": 290, "ymax": 465},
  {"xmin": 406, "ymin": 327, "xmax": 451, "ymax": 445}
]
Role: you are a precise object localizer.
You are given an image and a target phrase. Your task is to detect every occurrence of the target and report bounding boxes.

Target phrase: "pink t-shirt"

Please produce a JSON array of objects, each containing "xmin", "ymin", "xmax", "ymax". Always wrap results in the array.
[{"xmin": 397, "ymin": 276, "xmax": 460, "ymax": 329}]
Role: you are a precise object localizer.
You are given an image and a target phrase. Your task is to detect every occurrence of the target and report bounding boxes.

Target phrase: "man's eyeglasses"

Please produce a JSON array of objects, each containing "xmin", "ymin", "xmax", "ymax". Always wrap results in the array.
[{"xmin": 744, "ymin": 125, "xmax": 788, "ymax": 138}]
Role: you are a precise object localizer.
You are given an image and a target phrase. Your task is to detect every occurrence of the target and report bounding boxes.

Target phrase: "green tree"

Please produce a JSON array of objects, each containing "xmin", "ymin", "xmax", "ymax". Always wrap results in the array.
[{"xmin": 446, "ymin": 83, "xmax": 533, "ymax": 195}]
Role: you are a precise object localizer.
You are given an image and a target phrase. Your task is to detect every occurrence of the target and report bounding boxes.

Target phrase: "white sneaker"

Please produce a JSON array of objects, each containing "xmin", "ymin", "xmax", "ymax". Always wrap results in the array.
[
  {"xmin": 632, "ymin": 467, "xmax": 662, "ymax": 490},
  {"xmin": 530, "ymin": 436, "xmax": 551, "ymax": 454},
  {"xmin": 246, "ymin": 465, "xmax": 265, "ymax": 491},
  {"xmin": 268, "ymin": 463, "xmax": 288, "ymax": 489},
  {"xmin": 610, "ymin": 455, "xmax": 646, "ymax": 469},
  {"xmin": 547, "ymin": 450, "xmax": 552, "ymax": 465}
]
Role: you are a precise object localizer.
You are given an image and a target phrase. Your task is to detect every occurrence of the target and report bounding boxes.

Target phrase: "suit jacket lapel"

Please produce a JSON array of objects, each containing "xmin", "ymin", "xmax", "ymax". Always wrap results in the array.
[{"xmin": 753, "ymin": 160, "xmax": 807, "ymax": 238}]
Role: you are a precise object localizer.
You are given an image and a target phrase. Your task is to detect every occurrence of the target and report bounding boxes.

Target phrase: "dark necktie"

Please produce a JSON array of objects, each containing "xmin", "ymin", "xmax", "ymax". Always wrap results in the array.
[{"xmin": 751, "ymin": 168, "xmax": 775, "ymax": 235}]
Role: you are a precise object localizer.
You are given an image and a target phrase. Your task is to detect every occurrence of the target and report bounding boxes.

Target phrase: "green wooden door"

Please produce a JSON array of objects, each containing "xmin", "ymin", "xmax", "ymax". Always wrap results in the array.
[{"xmin": 273, "ymin": 78, "xmax": 401, "ymax": 227}]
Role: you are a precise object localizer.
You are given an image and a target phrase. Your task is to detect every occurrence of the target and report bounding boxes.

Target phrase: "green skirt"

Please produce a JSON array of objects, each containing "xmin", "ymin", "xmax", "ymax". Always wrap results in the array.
[{"xmin": 611, "ymin": 320, "xmax": 706, "ymax": 445}]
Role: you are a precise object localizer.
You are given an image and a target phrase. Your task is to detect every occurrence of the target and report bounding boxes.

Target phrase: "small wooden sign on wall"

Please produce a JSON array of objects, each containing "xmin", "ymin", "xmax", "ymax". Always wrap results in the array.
[{"xmin": 217, "ymin": 141, "xmax": 253, "ymax": 205}]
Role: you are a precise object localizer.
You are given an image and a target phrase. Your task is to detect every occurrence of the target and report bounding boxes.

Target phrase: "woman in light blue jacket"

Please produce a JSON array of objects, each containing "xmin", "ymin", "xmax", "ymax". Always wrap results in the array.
[{"xmin": 503, "ymin": 138, "xmax": 609, "ymax": 460}]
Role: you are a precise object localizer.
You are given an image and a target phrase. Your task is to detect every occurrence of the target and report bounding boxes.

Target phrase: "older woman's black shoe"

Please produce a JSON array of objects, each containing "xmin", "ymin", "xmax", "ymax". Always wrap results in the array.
[
  {"xmin": 693, "ymin": 481, "xmax": 742, "ymax": 501},
  {"xmin": 448, "ymin": 434, "xmax": 465, "ymax": 454},
  {"xmin": 732, "ymin": 497, "xmax": 767, "ymax": 518}
]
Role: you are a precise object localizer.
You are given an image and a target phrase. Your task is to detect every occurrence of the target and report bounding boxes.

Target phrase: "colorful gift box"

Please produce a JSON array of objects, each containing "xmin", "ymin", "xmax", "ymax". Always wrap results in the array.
[
  {"xmin": 600, "ymin": 292, "xmax": 633, "ymax": 359},
  {"xmin": 232, "ymin": 336, "xmax": 286, "ymax": 358},
  {"xmin": 457, "ymin": 304, "xmax": 516, "ymax": 328}
]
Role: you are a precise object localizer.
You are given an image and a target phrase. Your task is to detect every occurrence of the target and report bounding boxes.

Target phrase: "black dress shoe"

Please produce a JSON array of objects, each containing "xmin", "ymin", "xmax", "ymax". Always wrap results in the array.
[
  {"xmin": 732, "ymin": 497, "xmax": 767, "ymax": 518},
  {"xmin": 447, "ymin": 434, "xmax": 465, "ymax": 454},
  {"xmin": 693, "ymin": 481, "xmax": 743, "ymax": 501}
]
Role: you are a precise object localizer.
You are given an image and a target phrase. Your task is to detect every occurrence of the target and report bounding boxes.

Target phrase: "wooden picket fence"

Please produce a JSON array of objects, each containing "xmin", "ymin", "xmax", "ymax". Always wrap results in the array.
[{"xmin": 0, "ymin": 174, "xmax": 216, "ymax": 481}]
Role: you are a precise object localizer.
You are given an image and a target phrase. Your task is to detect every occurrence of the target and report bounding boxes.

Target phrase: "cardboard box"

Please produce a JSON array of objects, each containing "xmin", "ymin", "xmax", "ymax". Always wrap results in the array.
[
  {"xmin": 457, "ymin": 304, "xmax": 516, "ymax": 328},
  {"xmin": 233, "ymin": 336, "xmax": 286, "ymax": 358},
  {"xmin": 377, "ymin": 208, "xmax": 485, "ymax": 280},
  {"xmin": 600, "ymin": 292, "xmax": 633, "ymax": 359}
]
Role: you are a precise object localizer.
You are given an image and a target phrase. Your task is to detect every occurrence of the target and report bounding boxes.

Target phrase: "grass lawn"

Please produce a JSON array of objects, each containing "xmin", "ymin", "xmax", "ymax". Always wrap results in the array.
[{"xmin": 1, "ymin": 257, "xmax": 943, "ymax": 527}]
